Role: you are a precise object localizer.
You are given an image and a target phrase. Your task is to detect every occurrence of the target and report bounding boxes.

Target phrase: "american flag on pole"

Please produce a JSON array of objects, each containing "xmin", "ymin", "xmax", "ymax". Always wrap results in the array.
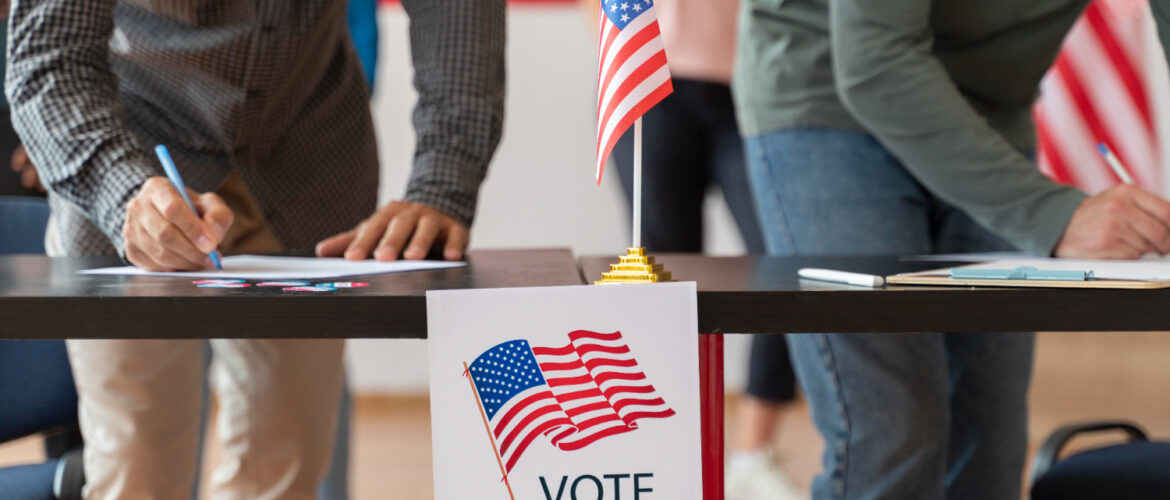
[
  {"xmin": 466, "ymin": 330, "xmax": 675, "ymax": 473},
  {"xmin": 1035, "ymin": 0, "xmax": 1167, "ymax": 194},
  {"xmin": 595, "ymin": 0, "xmax": 673, "ymax": 183}
]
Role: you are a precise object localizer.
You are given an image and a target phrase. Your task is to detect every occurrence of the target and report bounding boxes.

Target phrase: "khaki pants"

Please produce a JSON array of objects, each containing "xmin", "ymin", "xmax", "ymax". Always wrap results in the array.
[{"xmin": 65, "ymin": 174, "xmax": 344, "ymax": 499}]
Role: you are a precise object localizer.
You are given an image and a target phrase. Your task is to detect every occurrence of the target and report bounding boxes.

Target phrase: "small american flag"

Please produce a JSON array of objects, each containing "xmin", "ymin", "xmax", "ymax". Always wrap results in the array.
[
  {"xmin": 1035, "ymin": 0, "xmax": 1163, "ymax": 194},
  {"xmin": 467, "ymin": 330, "xmax": 675, "ymax": 473},
  {"xmin": 595, "ymin": 0, "xmax": 673, "ymax": 183}
]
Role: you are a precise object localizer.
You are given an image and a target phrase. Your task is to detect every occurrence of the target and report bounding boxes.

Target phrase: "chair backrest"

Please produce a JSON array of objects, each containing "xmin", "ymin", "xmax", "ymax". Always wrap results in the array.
[
  {"xmin": 0, "ymin": 195, "xmax": 74, "ymax": 443},
  {"xmin": 0, "ymin": 196, "xmax": 49, "ymax": 254},
  {"xmin": 0, "ymin": 340, "xmax": 79, "ymax": 442}
]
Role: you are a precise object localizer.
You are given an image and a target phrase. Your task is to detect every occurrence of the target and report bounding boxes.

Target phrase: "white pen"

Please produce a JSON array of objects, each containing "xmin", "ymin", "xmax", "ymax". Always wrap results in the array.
[
  {"xmin": 798, "ymin": 267, "xmax": 885, "ymax": 287},
  {"xmin": 1097, "ymin": 143, "xmax": 1136, "ymax": 185}
]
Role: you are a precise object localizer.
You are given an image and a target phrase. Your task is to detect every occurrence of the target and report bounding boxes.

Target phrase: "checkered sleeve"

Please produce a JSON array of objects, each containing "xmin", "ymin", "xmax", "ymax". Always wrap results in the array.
[
  {"xmin": 400, "ymin": 0, "xmax": 506, "ymax": 227},
  {"xmin": 6, "ymin": 0, "xmax": 156, "ymax": 254}
]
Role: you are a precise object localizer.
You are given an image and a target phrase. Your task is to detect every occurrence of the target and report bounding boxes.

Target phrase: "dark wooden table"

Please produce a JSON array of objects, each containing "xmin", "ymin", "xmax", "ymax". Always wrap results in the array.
[
  {"xmin": 0, "ymin": 249, "xmax": 584, "ymax": 339},
  {"xmin": 584, "ymin": 253, "xmax": 1170, "ymax": 500},
  {"xmin": 9, "ymin": 250, "xmax": 1167, "ymax": 500},
  {"xmin": 582, "ymin": 254, "xmax": 1170, "ymax": 334}
]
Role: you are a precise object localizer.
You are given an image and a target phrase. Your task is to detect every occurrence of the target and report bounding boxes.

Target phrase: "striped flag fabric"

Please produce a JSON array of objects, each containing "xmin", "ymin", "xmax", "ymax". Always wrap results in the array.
[
  {"xmin": 595, "ymin": 0, "xmax": 673, "ymax": 183},
  {"xmin": 1034, "ymin": 0, "xmax": 1165, "ymax": 194},
  {"xmin": 467, "ymin": 330, "xmax": 675, "ymax": 473}
]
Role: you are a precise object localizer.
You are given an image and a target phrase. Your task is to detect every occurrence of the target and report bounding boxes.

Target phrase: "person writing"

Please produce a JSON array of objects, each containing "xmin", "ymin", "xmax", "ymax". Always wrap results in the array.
[
  {"xmin": 6, "ymin": 0, "xmax": 503, "ymax": 497},
  {"xmin": 734, "ymin": 0, "xmax": 1170, "ymax": 498}
]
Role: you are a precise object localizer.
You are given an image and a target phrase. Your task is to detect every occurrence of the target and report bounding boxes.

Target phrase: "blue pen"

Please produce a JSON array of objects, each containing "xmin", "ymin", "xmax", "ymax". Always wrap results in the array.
[{"xmin": 153, "ymin": 145, "xmax": 223, "ymax": 270}]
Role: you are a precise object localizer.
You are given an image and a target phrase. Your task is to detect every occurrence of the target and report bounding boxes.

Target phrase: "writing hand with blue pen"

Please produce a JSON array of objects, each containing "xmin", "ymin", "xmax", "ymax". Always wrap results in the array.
[{"xmin": 122, "ymin": 176, "xmax": 234, "ymax": 271}]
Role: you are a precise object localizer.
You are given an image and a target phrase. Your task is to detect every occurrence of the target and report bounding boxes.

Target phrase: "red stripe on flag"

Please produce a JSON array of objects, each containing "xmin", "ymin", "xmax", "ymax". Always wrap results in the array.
[
  {"xmin": 569, "ymin": 330, "xmax": 625, "ymax": 342},
  {"xmin": 575, "ymin": 343, "xmax": 632, "ymax": 357},
  {"xmin": 1034, "ymin": 109, "xmax": 1080, "ymax": 186},
  {"xmin": 596, "ymin": 79, "xmax": 673, "ymax": 183},
  {"xmin": 598, "ymin": 23, "xmax": 662, "ymax": 98},
  {"xmin": 540, "ymin": 360, "xmax": 586, "ymax": 371},
  {"xmin": 597, "ymin": 50, "xmax": 670, "ymax": 150},
  {"xmin": 603, "ymin": 384, "xmax": 656, "ymax": 397},
  {"xmin": 532, "ymin": 345, "xmax": 575, "ymax": 357},
  {"xmin": 598, "ymin": 24, "xmax": 619, "ymax": 79},
  {"xmin": 621, "ymin": 409, "xmax": 677, "ymax": 423},
  {"xmin": 584, "ymin": 358, "xmax": 639, "ymax": 370},
  {"xmin": 503, "ymin": 418, "xmax": 572, "ymax": 473},
  {"xmin": 594, "ymin": 371, "xmax": 648, "ymax": 385},
  {"xmin": 498, "ymin": 406, "xmax": 571, "ymax": 456},
  {"xmin": 493, "ymin": 391, "xmax": 558, "ymax": 437},
  {"xmin": 1053, "ymin": 54, "xmax": 1129, "ymax": 184},
  {"xmin": 564, "ymin": 402, "xmax": 625, "ymax": 420},
  {"xmin": 1083, "ymin": 3, "xmax": 1154, "ymax": 134},
  {"xmin": 554, "ymin": 387, "xmax": 607, "ymax": 402},
  {"xmin": 556, "ymin": 424, "xmax": 634, "ymax": 451},
  {"xmin": 612, "ymin": 397, "xmax": 669, "ymax": 414},
  {"xmin": 546, "ymin": 374, "xmax": 595, "ymax": 387}
]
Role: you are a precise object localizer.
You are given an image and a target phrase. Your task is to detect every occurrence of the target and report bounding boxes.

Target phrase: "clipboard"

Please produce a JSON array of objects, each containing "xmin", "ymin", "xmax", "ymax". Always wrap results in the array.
[{"xmin": 887, "ymin": 261, "xmax": 1170, "ymax": 289}]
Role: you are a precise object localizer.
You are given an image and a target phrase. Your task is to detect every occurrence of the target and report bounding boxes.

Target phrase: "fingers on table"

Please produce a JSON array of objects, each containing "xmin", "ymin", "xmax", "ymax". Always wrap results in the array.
[
  {"xmin": 442, "ymin": 224, "xmax": 469, "ymax": 261},
  {"xmin": 316, "ymin": 229, "xmax": 357, "ymax": 257},
  {"xmin": 345, "ymin": 211, "xmax": 395, "ymax": 261}
]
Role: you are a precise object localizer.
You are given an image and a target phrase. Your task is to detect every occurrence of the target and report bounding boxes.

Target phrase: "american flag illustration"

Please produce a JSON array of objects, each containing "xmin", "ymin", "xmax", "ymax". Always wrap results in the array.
[
  {"xmin": 466, "ymin": 330, "xmax": 675, "ymax": 473},
  {"xmin": 595, "ymin": 0, "xmax": 673, "ymax": 183},
  {"xmin": 1035, "ymin": 0, "xmax": 1164, "ymax": 194}
]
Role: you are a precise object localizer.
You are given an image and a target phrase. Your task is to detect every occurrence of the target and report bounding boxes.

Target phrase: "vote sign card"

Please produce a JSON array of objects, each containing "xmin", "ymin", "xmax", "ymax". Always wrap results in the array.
[{"xmin": 427, "ymin": 283, "xmax": 701, "ymax": 500}]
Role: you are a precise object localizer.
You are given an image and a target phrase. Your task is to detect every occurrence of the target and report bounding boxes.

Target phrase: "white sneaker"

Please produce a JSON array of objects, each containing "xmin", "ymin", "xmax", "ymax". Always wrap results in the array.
[{"xmin": 726, "ymin": 450, "xmax": 804, "ymax": 500}]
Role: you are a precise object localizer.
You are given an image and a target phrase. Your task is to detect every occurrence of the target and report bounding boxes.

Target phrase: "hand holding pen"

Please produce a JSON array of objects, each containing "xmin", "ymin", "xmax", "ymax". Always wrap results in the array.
[
  {"xmin": 121, "ymin": 145, "xmax": 234, "ymax": 271},
  {"xmin": 1054, "ymin": 143, "xmax": 1170, "ymax": 259}
]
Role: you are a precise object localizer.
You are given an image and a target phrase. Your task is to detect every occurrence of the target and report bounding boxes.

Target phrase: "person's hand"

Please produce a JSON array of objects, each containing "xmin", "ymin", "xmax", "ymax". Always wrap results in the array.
[
  {"xmin": 315, "ymin": 200, "xmax": 469, "ymax": 261},
  {"xmin": 11, "ymin": 145, "xmax": 45, "ymax": 192},
  {"xmin": 1055, "ymin": 184, "xmax": 1170, "ymax": 259},
  {"xmin": 123, "ymin": 177, "xmax": 233, "ymax": 271}
]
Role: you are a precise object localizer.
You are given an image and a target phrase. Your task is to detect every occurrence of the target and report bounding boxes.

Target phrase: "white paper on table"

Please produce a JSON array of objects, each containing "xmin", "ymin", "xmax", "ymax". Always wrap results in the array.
[
  {"xmin": 944, "ymin": 257, "xmax": 1170, "ymax": 281},
  {"xmin": 79, "ymin": 255, "xmax": 465, "ymax": 280}
]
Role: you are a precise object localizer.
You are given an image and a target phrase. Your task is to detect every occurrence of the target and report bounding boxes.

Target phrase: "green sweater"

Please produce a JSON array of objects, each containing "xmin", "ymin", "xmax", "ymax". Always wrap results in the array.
[{"xmin": 732, "ymin": 0, "xmax": 1170, "ymax": 255}]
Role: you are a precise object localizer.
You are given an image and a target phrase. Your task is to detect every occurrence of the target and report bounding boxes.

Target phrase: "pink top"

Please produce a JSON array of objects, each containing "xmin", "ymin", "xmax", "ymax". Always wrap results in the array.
[{"xmin": 655, "ymin": 0, "xmax": 739, "ymax": 84}]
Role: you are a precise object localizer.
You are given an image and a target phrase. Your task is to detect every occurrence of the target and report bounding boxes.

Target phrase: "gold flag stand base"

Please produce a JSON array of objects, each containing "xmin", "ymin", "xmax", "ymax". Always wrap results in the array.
[{"xmin": 594, "ymin": 247, "xmax": 674, "ymax": 285}]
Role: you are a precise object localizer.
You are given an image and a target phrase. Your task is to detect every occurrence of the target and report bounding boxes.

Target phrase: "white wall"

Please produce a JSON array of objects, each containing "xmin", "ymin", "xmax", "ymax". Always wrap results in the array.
[{"xmin": 347, "ymin": 5, "xmax": 752, "ymax": 395}]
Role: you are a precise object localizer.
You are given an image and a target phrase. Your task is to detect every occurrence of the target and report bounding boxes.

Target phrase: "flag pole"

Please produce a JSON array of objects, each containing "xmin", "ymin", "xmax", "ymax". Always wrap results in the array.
[
  {"xmin": 463, "ymin": 362, "xmax": 516, "ymax": 500},
  {"xmin": 633, "ymin": 117, "xmax": 643, "ymax": 248}
]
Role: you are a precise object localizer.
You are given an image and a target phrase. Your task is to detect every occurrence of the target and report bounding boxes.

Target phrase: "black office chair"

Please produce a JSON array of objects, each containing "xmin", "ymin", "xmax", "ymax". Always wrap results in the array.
[{"xmin": 1030, "ymin": 420, "xmax": 1170, "ymax": 499}]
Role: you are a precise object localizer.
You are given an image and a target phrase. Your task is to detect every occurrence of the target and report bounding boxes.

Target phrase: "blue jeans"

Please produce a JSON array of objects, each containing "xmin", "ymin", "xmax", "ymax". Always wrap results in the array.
[{"xmin": 745, "ymin": 129, "xmax": 1034, "ymax": 500}]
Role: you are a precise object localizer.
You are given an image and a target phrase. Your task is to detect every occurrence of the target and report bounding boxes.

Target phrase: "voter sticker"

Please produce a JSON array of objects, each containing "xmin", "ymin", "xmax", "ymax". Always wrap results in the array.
[
  {"xmin": 283, "ymin": 286, "xmax": 337, "ymax": 292},
  {"xmin": 323, "ymin": 282, "xmax": 370, "ymax": 288},
  {"xmin": 193, "ymin": 279, "xmax": 245, "ymax": 285},
  {"xmin": 197, "ymin": 283, "xmax": 251, "ymax": 288},
  {"xmin": 257, "ymin": 281, "xmax": 311, "ymax": 287}
]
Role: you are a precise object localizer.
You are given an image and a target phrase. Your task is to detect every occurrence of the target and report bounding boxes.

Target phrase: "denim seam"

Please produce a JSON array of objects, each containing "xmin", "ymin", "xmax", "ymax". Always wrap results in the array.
[
  {"xmin": 753, "ymin": 137, "xmax": 799, "ymax": 255},
  {"xmin": 817, "ymin": 334, "xmax": 851, "ymax": 500}
]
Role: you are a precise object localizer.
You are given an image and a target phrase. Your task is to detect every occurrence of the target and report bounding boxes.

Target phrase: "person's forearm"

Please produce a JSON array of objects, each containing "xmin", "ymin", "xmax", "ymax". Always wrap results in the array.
[
  {"xmin": 7, "ymin": 0, "xmax": 155, "ymax": 253},
  {"xmin": 829, "ymin": 0, "xmax": 1086, "ymax": 255},
  {"xmin": 400, "ymin": 0, "xmax": 505, "ymax": 226}
]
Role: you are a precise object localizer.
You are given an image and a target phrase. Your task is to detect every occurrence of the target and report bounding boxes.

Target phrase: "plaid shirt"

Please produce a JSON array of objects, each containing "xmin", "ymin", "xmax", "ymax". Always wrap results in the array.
[{"xmin": 6, "ymin": 0, "xmax": 505, "ymax": 255}]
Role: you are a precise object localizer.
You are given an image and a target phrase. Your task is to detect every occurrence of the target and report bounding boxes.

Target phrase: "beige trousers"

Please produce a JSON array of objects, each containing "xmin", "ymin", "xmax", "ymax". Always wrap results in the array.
[{"xmin": 64, "ymin": 174, "xmax": 344, "ymax": 500}]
